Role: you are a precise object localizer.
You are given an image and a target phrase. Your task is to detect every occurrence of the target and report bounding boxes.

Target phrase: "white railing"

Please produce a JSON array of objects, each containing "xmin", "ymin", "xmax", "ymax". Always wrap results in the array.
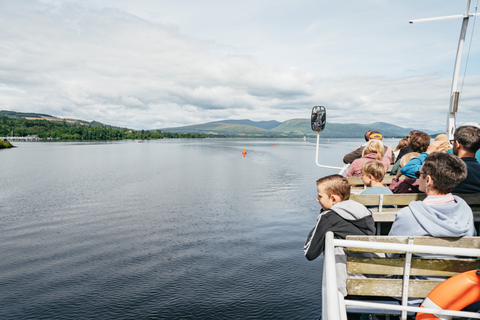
[
  {"xmin": 315, "ymin": 132, "xmax": 350, "ymax": 175},
  {"xmin": 323, "ymin": 231, "xmax": 480, "ymax": 320}
]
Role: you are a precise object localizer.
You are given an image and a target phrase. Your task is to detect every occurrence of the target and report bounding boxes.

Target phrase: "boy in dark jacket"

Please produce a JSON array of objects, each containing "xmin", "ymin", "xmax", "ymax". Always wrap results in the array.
[{"xmin": 304, "ymin": 174, "xmax": 376, "ymax": 296}]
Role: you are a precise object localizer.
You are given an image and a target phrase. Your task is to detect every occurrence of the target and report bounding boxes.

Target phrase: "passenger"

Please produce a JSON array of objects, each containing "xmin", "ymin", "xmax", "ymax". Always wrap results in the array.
[
  {"xmin": 342, "ymin": 130, "xmax": 372, "ymax": 164},
  {"xmin": 390, "ymin": 130, "xmax": 429, "ymax": 175},
  {"xmin": 389, "ymin": 152, "xmax": 421, "ymax": 193},
  {"xmin": 395, "ymin": 130, "xmax": 420, "ymax": 161},
  {"xmin": 345, "ymin": 140, "xmax": 393, "ymax": 177},
  {"xmin": 304, "ymin": 174, "xmax": 375, "ymax": 296},
  {"xmin": 399, "ymin": 140, "xmax": 449, "ymax": 178},
  {"xmin": 360, "ymin": 161, "xmax": 393, "ymax": 195},
  {"xmin": 389, "ymin": 152, "xmax": 476, "ymax": 237},
  {"xmin": 451, "ymin": 125, "xmax": 480, "ymax": 193},
  {"xmin": 343, "ymin": 131, "xmax": 392, "ymax": 164},
  {"xmin": 447, "ymin": 122, "xmax": 480, "ymax": 162},
  {"xmin": 393, "ymin": 138, "xmax": 408, "ymax": 159}
]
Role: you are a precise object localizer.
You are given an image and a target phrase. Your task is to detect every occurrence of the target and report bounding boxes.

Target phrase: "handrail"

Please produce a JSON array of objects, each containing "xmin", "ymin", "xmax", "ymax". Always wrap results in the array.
[
  {"xmin": 315, "ymin": 132, "xmax": 350, "ymax": 174},
  {"xmin": 343, "ymin": 300, "xmax": 480, "ymax": 319}
]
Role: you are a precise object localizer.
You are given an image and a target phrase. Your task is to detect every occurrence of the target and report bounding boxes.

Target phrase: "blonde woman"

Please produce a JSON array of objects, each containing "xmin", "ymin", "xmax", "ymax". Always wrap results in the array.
[{"xmin": 346, "ymin": 140, "xmax": 393, "ymax": 177}]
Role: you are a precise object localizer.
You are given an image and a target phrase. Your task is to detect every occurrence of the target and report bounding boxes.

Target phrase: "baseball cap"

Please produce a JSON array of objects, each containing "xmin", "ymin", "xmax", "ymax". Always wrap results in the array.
[{"xmin": 369, "ymin": 132, "xmax": 383, "ymax": 140}]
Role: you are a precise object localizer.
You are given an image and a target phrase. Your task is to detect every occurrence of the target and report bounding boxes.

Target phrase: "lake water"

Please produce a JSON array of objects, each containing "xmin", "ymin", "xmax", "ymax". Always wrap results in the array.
[{"xmin": 1, "ymin": 138, "xmax": 395, "ymax": 319}]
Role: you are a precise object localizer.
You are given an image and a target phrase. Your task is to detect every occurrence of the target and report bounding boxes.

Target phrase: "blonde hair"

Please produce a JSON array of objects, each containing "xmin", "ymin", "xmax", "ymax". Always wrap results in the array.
[
  {"xmin": 434, "ymin": 134, "xmax": 450, "ymax": 152},
  {"xmin": 435, "ymin": 134, "xmax": 448, "ymax": 142},
  {"xmin": 361, "ymin": 160, "xmax": 386, "ymax": 182},
  {"xmin": 316, "ymin": 174, "xmax": 350, "ymax": 201},
  {"xmin": 400, "ymin": 152, "xmax": 420, "ymax": 167},
  {"xmin": 362, "ymin": 139, "xmax": 385, "ymax": 160}
]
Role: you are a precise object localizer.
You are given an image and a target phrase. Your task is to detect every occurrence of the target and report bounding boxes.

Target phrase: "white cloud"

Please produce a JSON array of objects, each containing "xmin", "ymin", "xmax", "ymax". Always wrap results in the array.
[{"xmin": 0, "ymin": 0, "xmax": 478, "ymax": 131}]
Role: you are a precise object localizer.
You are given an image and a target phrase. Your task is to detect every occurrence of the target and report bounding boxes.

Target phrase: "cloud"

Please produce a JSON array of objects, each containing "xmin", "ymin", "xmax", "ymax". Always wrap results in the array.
[{"xmin": 0, "ymin": 0, "xmax": 478, "ymax": 131}]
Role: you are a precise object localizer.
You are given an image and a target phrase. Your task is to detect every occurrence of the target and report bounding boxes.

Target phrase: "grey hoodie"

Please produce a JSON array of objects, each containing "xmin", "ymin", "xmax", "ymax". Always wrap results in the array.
[
  {"xmin": 389, "ymin": 195, "xmax": 476, "ymax": 237},
  {"xmin": 304, "ymin": 200, "xmax": 376, "ymax": 296}
]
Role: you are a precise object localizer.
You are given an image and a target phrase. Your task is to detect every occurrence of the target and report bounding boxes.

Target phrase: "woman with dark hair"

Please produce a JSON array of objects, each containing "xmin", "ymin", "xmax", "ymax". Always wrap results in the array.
[{"xmin": 389, "ymin": 152, "xmax": 476, "ymax": 237}]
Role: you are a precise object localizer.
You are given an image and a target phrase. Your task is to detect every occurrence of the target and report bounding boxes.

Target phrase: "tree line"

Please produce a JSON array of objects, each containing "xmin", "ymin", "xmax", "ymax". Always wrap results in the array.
[{"xmin": 0, "ymin": 116, "xmax": 205, "ymax": 140}]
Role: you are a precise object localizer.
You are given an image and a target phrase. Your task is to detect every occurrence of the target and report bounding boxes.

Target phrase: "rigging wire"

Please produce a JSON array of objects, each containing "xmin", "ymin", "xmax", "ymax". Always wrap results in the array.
[{"xmin": 460, "ymin": 0, "xmax": 479, "ymax": 94}]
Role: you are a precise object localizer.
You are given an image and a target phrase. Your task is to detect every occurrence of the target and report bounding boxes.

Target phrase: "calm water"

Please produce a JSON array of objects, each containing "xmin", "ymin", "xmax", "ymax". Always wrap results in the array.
[{"xmin": 0, "ymin": 138, "xmax": 384, "ymax": 320}]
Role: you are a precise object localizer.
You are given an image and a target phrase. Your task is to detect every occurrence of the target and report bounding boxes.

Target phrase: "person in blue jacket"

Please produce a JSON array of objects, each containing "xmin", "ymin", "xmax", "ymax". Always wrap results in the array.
[{"xmin": 400, "ymin": 140, "xmax": 449, "ymax": 178}]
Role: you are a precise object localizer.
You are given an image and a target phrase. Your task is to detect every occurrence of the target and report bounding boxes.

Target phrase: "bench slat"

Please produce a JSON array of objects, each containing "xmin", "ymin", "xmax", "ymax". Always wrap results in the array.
[
  {"xmin": 347, "ymin": 278, "xmax": 441, "ymax": 298},
  {"xmin": 347, "ymin": 176, "xmax": 395, "ymax": 186},
  {"xmin": 456, "ymin": 193, "xmax": 480, "ymax": 204},
  {"xmin": 370, "ymin": 211, "xmax": 480, "ymax": 223},
  {"xmin": 350, "ymin": 193, "xmax": 426, "ymax": 206},
  {"xmin": 350, "ymin": 193, "xmax": 480, "ymax": 207},
  {"xmin": 347, "ymin": 257, "xmax": 480, "ymax": 276},
  {"xmin": 345, "ymin": 236, "xmax": 480, "ymax": 253}
]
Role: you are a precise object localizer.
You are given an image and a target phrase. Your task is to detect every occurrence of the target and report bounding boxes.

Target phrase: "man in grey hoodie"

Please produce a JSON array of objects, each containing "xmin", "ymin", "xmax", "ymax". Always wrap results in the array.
[
  {"xmin": 389, "ymin": 152, "xmax": 476, "ymax": 238},
  {"xmin": 304, "ymin": 174, "xmax": 376, "ymax": 296}
]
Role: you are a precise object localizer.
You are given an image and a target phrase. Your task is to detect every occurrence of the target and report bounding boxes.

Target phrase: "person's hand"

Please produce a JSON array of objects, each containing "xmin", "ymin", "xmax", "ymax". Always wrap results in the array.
[
  {"xmin": 387, "ymin": 145, "xmax": 393, "ymax": 152},
  {"xmin": 426, "ymin": 141, "xmax": 449, "ymax": 154},
  {"xmin": 395, "ymin": 169, "xmax": 403, "ymax": 179}
]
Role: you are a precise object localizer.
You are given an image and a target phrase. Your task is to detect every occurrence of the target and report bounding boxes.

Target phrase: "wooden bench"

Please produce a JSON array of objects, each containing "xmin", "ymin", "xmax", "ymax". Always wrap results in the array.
[
  {"xmin": 323, "ymin": 232, "xmax": 480, "ymax": 320},
  {"xmin": 349, "ymin": 193, "xmax": 480, "ymax": 234},
  {"xmin": 347, "ymin": 176, "xmax": 396, "ymax": 186}
]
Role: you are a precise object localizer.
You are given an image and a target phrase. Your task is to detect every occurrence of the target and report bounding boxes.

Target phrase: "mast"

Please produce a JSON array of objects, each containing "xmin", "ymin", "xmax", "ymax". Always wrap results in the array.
[{"xmin": 409, "ymin": 0, "xmax": 480, "ymax": 139}]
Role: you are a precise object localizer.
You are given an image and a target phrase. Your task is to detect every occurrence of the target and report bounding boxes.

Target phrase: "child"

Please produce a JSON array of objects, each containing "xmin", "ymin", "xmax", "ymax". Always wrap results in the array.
[
  {"xmin": 304, "ymin": 174, "xmax": 376, "ymax": 296},
  {"xmin": 346, "ymin": 139, "xmax": 393, "ymax": 177},
  {"xmin": 389, "ymin": 152, "xmax": 421, "ymax": 193},
  {"xmin": 360, "ymin": 160, "xmax": 393, "ymax": 195}
]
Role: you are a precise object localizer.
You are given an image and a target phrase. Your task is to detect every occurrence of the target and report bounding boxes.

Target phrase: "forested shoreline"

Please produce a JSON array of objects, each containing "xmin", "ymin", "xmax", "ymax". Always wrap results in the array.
[{"xmin": 0, "ymin": 116, "xmax": 205, "ymax": 141}]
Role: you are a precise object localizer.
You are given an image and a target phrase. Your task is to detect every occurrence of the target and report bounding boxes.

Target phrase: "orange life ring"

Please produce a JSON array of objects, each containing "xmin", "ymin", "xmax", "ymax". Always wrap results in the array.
[{"xmin": 416, "ymin": 269, "xmax": 480, "ymax": 320}]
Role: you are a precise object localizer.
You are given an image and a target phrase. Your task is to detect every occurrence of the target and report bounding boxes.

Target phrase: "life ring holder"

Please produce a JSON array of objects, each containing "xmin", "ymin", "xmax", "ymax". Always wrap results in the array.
[{"xmin": 416, "ymin": 269, "xmax": 480, "ymax": 320}]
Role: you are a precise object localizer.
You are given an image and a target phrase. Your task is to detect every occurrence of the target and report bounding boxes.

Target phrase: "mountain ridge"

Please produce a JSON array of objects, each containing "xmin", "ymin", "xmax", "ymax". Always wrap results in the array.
[
  {"xmin": 162, "ymin": 119, "xmax": 440, "ymax": 137},
  {"xmin": 1, "ymin": 110, "xmax": 441, "ymax": 137}
]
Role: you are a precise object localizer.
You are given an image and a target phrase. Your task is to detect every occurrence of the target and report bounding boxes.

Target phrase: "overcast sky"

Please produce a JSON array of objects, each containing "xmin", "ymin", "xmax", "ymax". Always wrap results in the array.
[{"xmin": 1, "ymin": 0, "xmax": 479, "ymax": 131}]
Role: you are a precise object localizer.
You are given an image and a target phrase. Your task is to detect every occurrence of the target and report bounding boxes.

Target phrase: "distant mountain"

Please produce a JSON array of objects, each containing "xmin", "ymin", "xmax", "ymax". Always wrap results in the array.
[
  {"xmin": 210, "ymin": 119, "xmax": 282, "ymax": 130},
  {"xmin": 1, "ymin": 110, "xmax": 441, "ymax": 138},
  {"xmin": 161, "ymin": 122, "xmax": 275, "ymax": 136},
  {"xmin": 369, "ymin": 122, "xmax": 439, "ymax": 136},
  {"xmin": 162, "ymin": 119, "xmax": 432, "ymax": 138},
  {"xmin": 0, "ymin": 110, "xmax": 128, "ymax": 130}
]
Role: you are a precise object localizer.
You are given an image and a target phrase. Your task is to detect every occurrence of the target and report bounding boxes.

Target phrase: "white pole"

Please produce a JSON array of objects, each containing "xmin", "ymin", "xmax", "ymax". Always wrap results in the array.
[
  {"xmin": 409, "ymin": 0, "xmax": 477, "ymax": 140},
  {"xmin": 446, "ymin": 0, "xmax": 472, "ymax": 140}
]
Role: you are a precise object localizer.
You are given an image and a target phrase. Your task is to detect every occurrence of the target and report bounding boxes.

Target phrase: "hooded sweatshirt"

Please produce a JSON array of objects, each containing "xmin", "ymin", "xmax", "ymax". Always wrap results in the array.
[
  {"xmin": 388, "ymin": 195, "xmax": 476, "ymax": 237},
  {"xmin": 304, "ymin": 200, "xmax": 376, "ymax": 296}
]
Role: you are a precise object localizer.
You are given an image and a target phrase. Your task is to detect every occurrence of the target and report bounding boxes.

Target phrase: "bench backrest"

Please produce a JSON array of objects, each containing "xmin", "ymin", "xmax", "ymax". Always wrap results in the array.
[
  {"xmin": 349, "ymin": 193, "xmax": 480, "ymax": 225},
  {"xmin": 322, "ymin": 232, "xmax": 480, "ymax": 320},
  {"xmin": 347, "ymin": 175, "xmax": 395, "ymax": 187},
  {"xmin": 345, "ymin": 235, "xmax": 480, "ymax": 298}
]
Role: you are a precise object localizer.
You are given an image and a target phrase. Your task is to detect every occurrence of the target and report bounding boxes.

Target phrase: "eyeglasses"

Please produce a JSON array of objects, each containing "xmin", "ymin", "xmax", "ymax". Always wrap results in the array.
[
  {"xmin": 449, "ymin": 139, "xmax": 455, "ymax": 145},
  {"xmin": 414, "ymin": 171, "xmax": 425, "ymax": 179}
]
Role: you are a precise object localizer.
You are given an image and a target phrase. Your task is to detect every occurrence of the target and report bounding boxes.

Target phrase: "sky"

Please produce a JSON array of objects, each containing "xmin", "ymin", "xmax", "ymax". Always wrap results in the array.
[{"xmin": 0, "ymin": 0, "xmax": 479, "ymax": 131}]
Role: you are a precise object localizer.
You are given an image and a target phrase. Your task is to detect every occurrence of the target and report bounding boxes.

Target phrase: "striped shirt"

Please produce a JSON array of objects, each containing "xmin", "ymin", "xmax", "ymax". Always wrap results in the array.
[{"xmin": 423, "ymin": 193, "xmax": 456, "ymax": 205}]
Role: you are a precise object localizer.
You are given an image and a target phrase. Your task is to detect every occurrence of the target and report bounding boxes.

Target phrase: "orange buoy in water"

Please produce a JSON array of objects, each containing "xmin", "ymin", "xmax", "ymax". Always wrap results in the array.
[
  {"xmin": 273, "ymin": 143, "xmax": 276, "ymax": 146},
  {"xmin": 242, "ymin": 149, "xmax": 247, "ymax": 156}
]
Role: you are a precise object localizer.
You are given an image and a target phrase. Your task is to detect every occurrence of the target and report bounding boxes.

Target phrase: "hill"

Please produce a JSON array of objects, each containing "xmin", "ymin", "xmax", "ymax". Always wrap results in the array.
[
  {"xmin": 161, "ymin": 122, "xmax": 276, "ymax": 137},
  {"xmin": 163, "ymin": 119, "xmax": 437, "ymax": 138},
  {"xmin": 1, "ymin": 110, "xmax": 440, "ymax": 138},
  {"xmin": 0, "ymin": 110, "xmax": 92, "ymax": 126},
  {"xmin": 210, "ymin": 119, "xmax": 282, "ymax": 130},
  {"xmin": 0, "ymin": 110, "xmax": 128, "ymax": 130}
]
